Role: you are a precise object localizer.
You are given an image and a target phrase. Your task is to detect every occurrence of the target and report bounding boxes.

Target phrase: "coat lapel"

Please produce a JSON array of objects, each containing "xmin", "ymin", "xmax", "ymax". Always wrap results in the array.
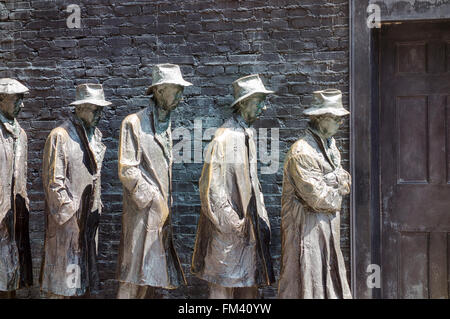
[
  {"xmin": 308, "ymin": 128, "xmax": 337, "ymax": 170},
  {"xmin": 0, "ymin": 113, "xmax": 23, "ymax": 197},
  {"xmin": 138, "ymin": 107, "xmax": 171, "ymax": 203},
  {"xmin": 92, "ymin": 128, "xmax": 106, "ymax": 170},
  {"xmin": 0, "ymin": 113, "xmax": 19, "ymax": 145},
  {"xmin": 152, "ymin": 106, "xmax": 173, "ymax": 206},
  {"xmin": 71, "ymin": 116, "xmax": 98, "ymax": 175},
  {"xmin": 150, "ymin": 105, "xmax": 173, "ymax": 164}
]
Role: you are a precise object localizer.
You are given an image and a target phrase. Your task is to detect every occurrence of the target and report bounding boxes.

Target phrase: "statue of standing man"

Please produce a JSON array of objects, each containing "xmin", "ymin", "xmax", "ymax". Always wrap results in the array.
[
  {"xmin": 0, "ymin": 79, "xmax": 33, "ymax": 299},
  {"xmin": 40, "ymin": 84, "xmax": 111, "ymax": 298},
  {"xmin": 192, "ymin": 74, "xmax": 275, "ymax": 299},
  {"xmin": 278, "ymin": 89, "xmax": 352, "ymax": 299},
  {"xmin": 116, "ymin": 64, "xmax": 192, "ymax": 299}
]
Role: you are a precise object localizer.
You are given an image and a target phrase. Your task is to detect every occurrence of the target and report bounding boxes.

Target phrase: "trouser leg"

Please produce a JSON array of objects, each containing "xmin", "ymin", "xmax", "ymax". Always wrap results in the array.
[
  {"xmin": 0, "ymin": 290, "xmax": 16, "ymax": 299},
  {"xmin": 46, "ymin": 292, "xmax": 69, "ymax": 299},
  {"xmin": 117, "ymin": 282, "xmax": 148, "ymax": 299},
  {"xmin": 146, "ymin": 286, "xmax": 157, "ymax": 299},
  {"xmin": 208, "ymin": 283, "xmax": 233, "ymax": 299},
  {"xmin": 72, "ymin": 291, "xmax": 92, "ymax": 299},
  {"xmin": 234, "ymin": 286, "xmax": 258, "ymax": 299}
]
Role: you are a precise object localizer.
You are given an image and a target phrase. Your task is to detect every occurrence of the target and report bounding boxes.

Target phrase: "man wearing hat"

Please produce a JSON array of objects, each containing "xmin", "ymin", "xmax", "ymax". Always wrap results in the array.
[
  {"xmin": 0, "ymin": 79, "xmax": 33, "ymax": 298},
  {"xmin": 278, "ymin": 89, "xmax": 352, "ymax": 299},
  {"xmin": 116, "ymin": 64, "xmax": 191, "ymax": 298},
  {"xmin": 40, "ymin": 83, "xmax": 111, "ymax": 298},
  {"xmin": 192, "ymin": 74, "xmax": 275, "ymax": 299}
]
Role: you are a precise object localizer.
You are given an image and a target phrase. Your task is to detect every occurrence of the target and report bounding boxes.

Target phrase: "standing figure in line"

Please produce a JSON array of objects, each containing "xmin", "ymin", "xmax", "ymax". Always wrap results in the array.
[
  {"xmin": 0, "ymin": 79, "xmax": 33, "ymax": 299},
  {"xmin": 192, "ymin": 74, "xmax": 275, "ymax": 299},
  {"xmin": 40, "ymin": 84, "xmax": 111, "ymax": 298},
  {"xmin": 278, "ymin": 89, "xmax": 352, "ymax": 299},
  {"xmin": 116, "ymin": 64, "xmax": 192, "ymax": 299}
]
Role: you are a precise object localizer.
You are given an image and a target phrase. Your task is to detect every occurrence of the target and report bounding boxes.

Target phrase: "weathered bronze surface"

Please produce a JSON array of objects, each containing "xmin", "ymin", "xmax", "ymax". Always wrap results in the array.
[
  {"xmin": 40, "ymin": 83, "xmax": 110, "ymax": 297},
  {"xmin": 278, "ymin": 89, "xmax": 352, "ymax": 299},
  {"xmin": 192, "ymin": 74, "xmax": 275, "ymax": 299},
  {"xmin": 0, "ymin": 79, "xmax": 33, "ymax": 295},
  {"xmin": 116, "ymin": 64, "xmax": 192, "ymax": 298}
]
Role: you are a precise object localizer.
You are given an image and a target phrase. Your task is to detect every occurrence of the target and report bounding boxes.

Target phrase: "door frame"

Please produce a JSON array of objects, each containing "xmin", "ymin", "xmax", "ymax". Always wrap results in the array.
[{"xmin": 349, "ymin": 0, "xmax": 450, "ymax": 299}]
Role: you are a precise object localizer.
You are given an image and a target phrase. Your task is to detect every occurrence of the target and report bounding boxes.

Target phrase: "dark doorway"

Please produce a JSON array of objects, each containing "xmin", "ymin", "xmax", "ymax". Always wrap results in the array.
[{"xmin": 379, "ymin": 21, "xmax": 450, "ymax": 298}]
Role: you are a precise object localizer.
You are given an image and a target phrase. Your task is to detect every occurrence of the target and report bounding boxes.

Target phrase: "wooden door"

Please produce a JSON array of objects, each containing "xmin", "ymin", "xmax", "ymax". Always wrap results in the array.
[{"xmin": 380, "ymin": 21, "xmax": 450, "ymax": 299}]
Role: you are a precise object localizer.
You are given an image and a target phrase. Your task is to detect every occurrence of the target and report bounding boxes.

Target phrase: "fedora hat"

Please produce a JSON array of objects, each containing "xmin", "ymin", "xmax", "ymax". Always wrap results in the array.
[
  {"xmin": 146, "ymin": 63, "xmax": 192, "ymax": 95},
  {"xmin": 0, "ymin": 78, "xmax": 29, "ymax": 95},
  {"xmin": 69, "ymin": 83, "xmax": 112, "ymax": 107},
  {"xmin": 303, "ymin": 89, "xmax": 349, "ymax": 116},
  {"xmin": 230, "ymin": 74, "xmax": 274, "ymax": 108}
]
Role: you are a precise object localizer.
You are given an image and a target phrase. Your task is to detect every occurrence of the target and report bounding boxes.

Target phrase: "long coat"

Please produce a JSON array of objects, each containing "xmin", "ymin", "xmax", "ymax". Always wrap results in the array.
[
  {"xmin": 278, "ymin": 127, "xmax": 352, "ymax": 299},
  {"xmin": 0, "ymin": 114, "xmax": 32, "ymax": 291},
  {"xmin": 192, "ymin": 115, "xmax": 275, "ymax": 288},
  {"xmin": 117, "ymin": 103, "xmax": 185, "ymax": 289},
  {"xmin": 40, "ymin": 117, "xmax": 105, "ymax": 296}
]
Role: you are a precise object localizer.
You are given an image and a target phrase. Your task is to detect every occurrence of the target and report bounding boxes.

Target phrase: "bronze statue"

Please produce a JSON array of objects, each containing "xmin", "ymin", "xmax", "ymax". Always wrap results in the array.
[
  {"xmin": 40, "ymin": 83, "xmax": 111, "ymax": 298},
  {"xmin": 116, "ymin": 64, "xmax": 192, "ymax": 299},
  {"xmin": 192, "ymin": 74, "xmax": 275, "ymax": 299},
  {"xmin": 278, "ymin": 89, "xmax": 352, "ymax": 299},
  {"xmin": 0, "ymin": 79, "xmax": 33, "ymax": 299}
]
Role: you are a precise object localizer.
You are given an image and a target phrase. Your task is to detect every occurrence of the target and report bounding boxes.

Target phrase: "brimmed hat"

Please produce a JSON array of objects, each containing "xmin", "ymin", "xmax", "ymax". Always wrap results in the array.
[
  {"xmin": 230, "ymin": 74, "xmax": 274, "ymax": 108},
  {"xmin": 303, "ymin": 89, "xmax": 349, "ymax": 116},
  {"xmin": 146, "ymin": 64, "xmax": 192, "ymax": 95},
  {"xmin": 69, "ymin": 83, "xmax": 112, "ymax": 107},
  {"xmin": 0, "ymin": 78, "xmax": 29, "ymax": 95}
]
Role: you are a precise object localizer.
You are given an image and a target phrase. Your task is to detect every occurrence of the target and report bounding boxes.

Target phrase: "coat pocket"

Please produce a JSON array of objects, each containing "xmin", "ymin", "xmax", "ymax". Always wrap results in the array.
[
  {"xmin": 221, "ymin": 198, "xmax": 245, "ymax": 236},
  {"xmin": 148, "ymin": 192, "xmax": 169, "ymax": 230}
]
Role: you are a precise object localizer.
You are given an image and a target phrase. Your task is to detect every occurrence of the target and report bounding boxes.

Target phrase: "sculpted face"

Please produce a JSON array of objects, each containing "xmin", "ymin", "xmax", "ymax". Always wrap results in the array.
[
  {"xmin": 238, "ymin": 94, "xmax": 267, "ymax": 125},
  {"xmin": 313, "ymin": 114, "xmax": 344, "ymax": 138},
  {"xmin": 75, "ymin": 103, "xmax": 104, "ymax": 128},
  {"xmin": 153, "ymin": 84, "xmax": 184, "ymax": 112},
  {"xmin": 0, "ymin": 93, "xmax": 24, "ymax": 120}
]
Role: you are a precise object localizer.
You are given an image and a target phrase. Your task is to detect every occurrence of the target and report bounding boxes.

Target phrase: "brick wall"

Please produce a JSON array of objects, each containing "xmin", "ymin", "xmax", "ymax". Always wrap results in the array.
[{"xmin": 0, "ymin": 0, "xmax": 349, "ymax": 298}]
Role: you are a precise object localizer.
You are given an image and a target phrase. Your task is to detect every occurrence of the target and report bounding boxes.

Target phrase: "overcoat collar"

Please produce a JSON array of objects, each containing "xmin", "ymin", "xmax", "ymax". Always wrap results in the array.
[
  {"xmin": 71, "ymin": 115, "xmax": 105, "ymax": 174},
  {"xmin": 0, "ymin": 111, "xmax": 19, "ymax": 137},
  {"xmin": 234, "ymin": 113, "xmax": 250, "ymax": 130},
  {"xmin": 231, "ymin": 113, "xmax": 257, "ymax": 139},
  {"xmin": 307, "ymin": 126, "xmax": 337, "ymax": 169}
]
